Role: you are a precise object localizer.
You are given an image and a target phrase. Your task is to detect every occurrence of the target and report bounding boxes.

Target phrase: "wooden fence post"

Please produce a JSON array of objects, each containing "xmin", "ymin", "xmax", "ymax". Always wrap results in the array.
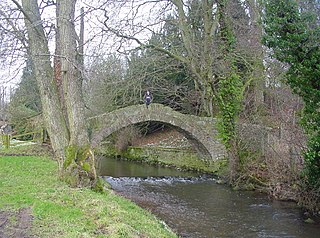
[{"xmin": 2, "ymin": 134, "xmax": 10, "ymax": 149}]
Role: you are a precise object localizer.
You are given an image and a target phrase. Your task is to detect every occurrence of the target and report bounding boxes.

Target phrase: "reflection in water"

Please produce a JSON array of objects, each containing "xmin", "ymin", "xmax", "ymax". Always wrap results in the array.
[
  {"xmin": 97, "ymin": 156, "xmax": 320, "ymax": 238},
  {"xmin": 96, "ymin": 155, "xmax": 198, "ymax": 178}
]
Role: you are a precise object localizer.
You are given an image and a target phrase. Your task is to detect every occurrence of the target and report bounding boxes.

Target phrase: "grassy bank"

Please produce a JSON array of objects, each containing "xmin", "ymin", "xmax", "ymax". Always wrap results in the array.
[{"xmin": 0, "ymin": 155, "xmax": 177, "ymax": 238}]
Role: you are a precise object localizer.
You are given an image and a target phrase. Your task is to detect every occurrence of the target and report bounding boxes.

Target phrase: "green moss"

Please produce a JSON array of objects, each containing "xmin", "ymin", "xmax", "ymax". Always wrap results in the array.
[
  {"xmin": 77, "ymin": 145, "xmax": 91, "ymax": 162},
  {"xmin": 82, "ymin": 162, "xmax": 91, "ymax": 172},
  {"xmin": 121, "ymin": 147, "xmax": 148, "ymax": 162},
  {"xmin": 62, "ymin": 145, "xmax": 97, "ymax": 188},
  {"xmin": 98, "ymin": 144, "xmax": 228, "ymax": 175},
  {"xmin": 65, "ymin": 144, "xmax": 92, "ymax": 169},
  {"xmin": 92, "ymin": 177, "xmax": 105, "ymax": 193},
  {"xmin": 64, "ymin": 145, "xmax": 77, "ymax": 169}
]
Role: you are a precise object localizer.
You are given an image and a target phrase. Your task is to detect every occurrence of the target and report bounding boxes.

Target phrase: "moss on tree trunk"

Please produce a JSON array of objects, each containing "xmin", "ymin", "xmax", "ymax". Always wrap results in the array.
[{"xmin": 62, "ymin": 145, "xmax": 97, "ymax": 188}]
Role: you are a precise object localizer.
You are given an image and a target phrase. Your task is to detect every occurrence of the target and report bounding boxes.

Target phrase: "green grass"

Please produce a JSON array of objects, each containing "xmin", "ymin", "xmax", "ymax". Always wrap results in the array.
[{"xmin": 0, "ymin": 155, "xmax": 177, "ymax": 238}]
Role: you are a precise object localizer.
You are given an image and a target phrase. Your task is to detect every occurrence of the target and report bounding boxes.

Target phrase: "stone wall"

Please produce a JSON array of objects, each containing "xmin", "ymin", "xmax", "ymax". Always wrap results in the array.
[{"xmin": 97, "ymin": 144, "xmax": 228, "ymax": 174}]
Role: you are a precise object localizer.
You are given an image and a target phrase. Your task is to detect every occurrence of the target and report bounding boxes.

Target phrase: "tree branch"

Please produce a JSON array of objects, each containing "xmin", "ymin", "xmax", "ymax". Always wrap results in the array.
[
  {"xmin": 11, "ymin": 0, "xmax": 44, "ymax": 38},
  {"xmin": 102, "ymin": 10, "xmax": 187, "ymax": 64}
]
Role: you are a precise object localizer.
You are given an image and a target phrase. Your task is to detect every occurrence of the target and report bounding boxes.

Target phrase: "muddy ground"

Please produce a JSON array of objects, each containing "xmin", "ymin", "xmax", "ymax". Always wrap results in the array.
[{"xmin": 0, "ymin": 208, "xmax": 34, "ymax": 238}]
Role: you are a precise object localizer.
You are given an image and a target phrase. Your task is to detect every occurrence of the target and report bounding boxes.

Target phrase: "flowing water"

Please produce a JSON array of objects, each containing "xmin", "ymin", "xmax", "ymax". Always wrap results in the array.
[{"xmin": 97, "ymin": 157, "xmax": 320, "ymax": 238}]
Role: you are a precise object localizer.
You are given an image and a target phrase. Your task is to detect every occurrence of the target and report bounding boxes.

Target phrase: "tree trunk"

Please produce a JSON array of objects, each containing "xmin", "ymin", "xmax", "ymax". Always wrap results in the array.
[
  {"xmin": 22, "ymin": 0, "xmax": 69, "ymax": 161},
  {"xmin": 57, "ymin": 0, "xmax": 88, "ymax": 146},
  {"xmin": 57, "ymin": 0, "xmax": 97, "ymax": 187},
  {"xmin": 22, "ymin": 0, "xmax": 97, "ymax": 188}
]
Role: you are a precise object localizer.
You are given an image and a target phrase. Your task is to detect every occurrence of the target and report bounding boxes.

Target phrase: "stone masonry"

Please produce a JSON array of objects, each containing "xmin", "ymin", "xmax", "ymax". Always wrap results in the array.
[{"xmin": 89, "ymin": 103, "xmax": 226, "ymax": 161}]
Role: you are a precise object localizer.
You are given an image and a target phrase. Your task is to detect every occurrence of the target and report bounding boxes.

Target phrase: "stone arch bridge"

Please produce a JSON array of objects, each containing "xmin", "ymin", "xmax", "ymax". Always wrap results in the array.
[{"xmin": 88, "ymin": 103, "xmax": 226, "ymax": 160}]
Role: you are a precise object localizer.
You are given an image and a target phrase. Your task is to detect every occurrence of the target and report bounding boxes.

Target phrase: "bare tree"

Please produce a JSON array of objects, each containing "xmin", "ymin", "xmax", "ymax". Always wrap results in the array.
[
  {"xmin": 9, "ymin": 0, "xmax": 98, "ymax": 188},
  {"xmin": 95, "ymin": 0, "xmax": 265, "ymax": 116}
]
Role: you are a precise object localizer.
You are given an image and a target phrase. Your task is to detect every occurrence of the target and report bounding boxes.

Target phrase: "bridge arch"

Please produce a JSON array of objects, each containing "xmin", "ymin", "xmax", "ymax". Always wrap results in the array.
[{"xmin": 89, "ymin": 104, "xmax": 225, "ymax": 160}]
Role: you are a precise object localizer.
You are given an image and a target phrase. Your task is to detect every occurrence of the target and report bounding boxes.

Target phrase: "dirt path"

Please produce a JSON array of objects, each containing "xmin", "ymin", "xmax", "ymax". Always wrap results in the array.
[{"xmin": 0, "ymin": 208, "xmax": 34, "ymax": 238}]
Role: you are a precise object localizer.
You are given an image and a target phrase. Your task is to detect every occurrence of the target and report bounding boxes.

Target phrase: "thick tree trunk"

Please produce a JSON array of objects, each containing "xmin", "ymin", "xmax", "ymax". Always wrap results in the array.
[
  {"xmin": 22, "ymin": 0, "xmax": 97, "ymax": 188},
  {"xmin": 22, "ymin": 0, "xmax": 69, "ymax": 161},
  {"xmin": 57, "ymin": 0, "xmax": 97, "ymax": 187},
  {"xmin": 57, "ymin": 0, "xmax": 88, "ymax": 146}
]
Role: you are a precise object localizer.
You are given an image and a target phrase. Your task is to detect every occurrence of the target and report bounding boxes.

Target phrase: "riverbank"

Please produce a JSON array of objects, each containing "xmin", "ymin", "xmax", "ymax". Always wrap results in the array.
[
  {"xmin": 106, "ymin": 127, "xmax": 319, "ymax": 216},
  {"xmin": 0, "ymin": 153, "xmax": 177, "ymax": 237}
]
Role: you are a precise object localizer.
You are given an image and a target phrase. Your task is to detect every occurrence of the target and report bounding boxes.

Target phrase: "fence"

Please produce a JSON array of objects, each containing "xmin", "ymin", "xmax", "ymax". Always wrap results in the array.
[{"xmin": 1, "ymin": 129, "xmax": 46, "ymax": 149}]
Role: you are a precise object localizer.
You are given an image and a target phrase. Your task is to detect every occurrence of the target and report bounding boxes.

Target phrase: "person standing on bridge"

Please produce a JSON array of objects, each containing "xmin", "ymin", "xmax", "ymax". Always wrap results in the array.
[{"xmin": 144, "ymin": 90, "xmax": 153, "ymax": 108}]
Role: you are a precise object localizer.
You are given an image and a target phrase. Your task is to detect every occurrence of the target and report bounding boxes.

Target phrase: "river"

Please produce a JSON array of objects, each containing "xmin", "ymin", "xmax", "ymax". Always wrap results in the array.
[{"xmin": 97, "ymin": 156, "xmax": 320, "ymax": 238}]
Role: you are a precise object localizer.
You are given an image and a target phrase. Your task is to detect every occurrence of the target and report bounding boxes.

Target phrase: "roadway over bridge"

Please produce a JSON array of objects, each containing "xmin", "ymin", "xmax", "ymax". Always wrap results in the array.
[{"xmin": 89, "ymin": 103, "xmax": 226, "ymax": 160}]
